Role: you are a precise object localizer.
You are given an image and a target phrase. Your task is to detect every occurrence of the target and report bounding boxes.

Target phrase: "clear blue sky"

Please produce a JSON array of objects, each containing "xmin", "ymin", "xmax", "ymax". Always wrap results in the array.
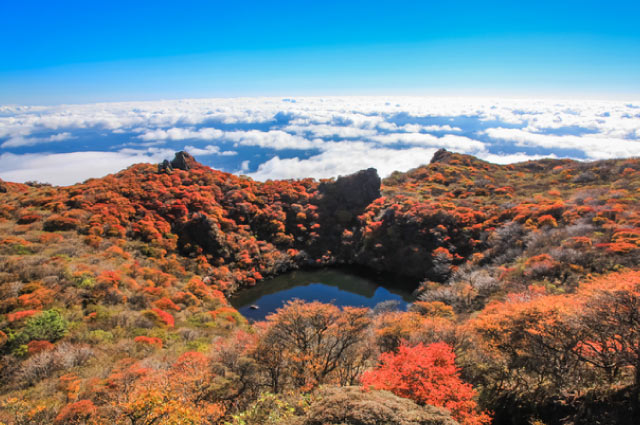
[{"xmin": 1, "ymin": 0, "xmax": 639, "ymax": 104}]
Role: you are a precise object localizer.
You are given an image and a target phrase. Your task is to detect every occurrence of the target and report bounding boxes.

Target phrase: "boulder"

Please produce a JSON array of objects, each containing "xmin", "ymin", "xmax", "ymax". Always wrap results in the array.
[
  {"xmin": 170, "ymin": 151, "xmax": 198, "ymax": 171},
  {"xmin": 176, "ymin": 214, "xmax": 230, "ymax": 259},
  {"xmin": 158, "ymin": 151, "xmax": 199, "ymax": 173}
]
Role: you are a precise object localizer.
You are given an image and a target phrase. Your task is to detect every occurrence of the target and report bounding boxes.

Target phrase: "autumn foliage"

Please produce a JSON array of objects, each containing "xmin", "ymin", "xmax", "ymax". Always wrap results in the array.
[
  {"xmin": 362, "ymin": 342, "xmax": 490, "ymax": 425},
  {"xmin": 2, "ymin": 150, "xmax": 640, "ymax": 424}
]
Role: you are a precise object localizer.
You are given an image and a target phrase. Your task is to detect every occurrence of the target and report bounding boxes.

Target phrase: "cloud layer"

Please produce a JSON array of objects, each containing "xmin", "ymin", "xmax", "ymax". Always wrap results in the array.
[{"xmin": 0, "ymin": 97, "xmax": 639, "ymax": 185}]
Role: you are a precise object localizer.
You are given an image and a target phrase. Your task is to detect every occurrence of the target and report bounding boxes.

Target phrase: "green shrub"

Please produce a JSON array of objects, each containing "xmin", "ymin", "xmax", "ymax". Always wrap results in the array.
[
  {"xmin": 24, "ymin": 310, "xmax": 68, "ymax": 342},
  {"xmin": 13, "ymin": 344, "xmax": 29, "ymax": 357},
  {"xmin": 87, "ymin": 329, "xmax": 113, "ymax": 344},
  {"xmin": 75, "ymin": 274, "xmax": 96, "ymax": 289}
]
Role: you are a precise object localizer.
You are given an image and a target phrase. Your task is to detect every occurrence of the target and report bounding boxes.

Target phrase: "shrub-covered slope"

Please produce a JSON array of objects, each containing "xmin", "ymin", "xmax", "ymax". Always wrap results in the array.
[{"xmin": 1, "ymin": 149, "xmax": 640, "ymax": 424}]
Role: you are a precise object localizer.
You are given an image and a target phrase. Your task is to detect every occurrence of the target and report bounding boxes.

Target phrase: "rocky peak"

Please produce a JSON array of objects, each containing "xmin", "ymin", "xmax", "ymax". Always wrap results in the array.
[
  {"xmin": 430, "ymin": 148, "xmax": 453, "ymax": 164},
  {"xmin": 158, "ymin": 151, "xmax": 200, "ymax": 173}
]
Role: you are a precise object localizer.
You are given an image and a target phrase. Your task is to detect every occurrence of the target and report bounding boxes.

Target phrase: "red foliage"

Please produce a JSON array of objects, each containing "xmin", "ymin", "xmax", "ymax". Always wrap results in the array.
[
  {"xmin": 7, "ymin": 309, "xmax": 40, "ymax": 322},
  {"xmin": 54, "ymin": 400, "xmax": 97, "ymax": 424},
  {"xmin": 27, "ymin": 340, "xmax": 55, "ymax": 354},
  {"xmin": 17, "ymin": 213, "xmax": 41, "ymax": 224},
  {"xmin": 39, "ymin": 232, "xmax": 64, "ymax": 244},
  {"xmin": 58, "ymin": 373, "xmax": 81, "ymax": 402},
  {"xmin": 151, "ymin": 308, "xmax": 175, "ymax": 327},
  {"xmin": 172, "ymin": 351, "xmax": 208, "ymax": 373},
  {"xmin": 43, "ymin": 214, "xmax": 79, "ymax": 231},
  {"xmin": 537, "ymin": 214, "xmax": 558, "ymax": 228},
  {"xmin": 154, "ymin": 297, "xmax": 181, "ymax": 311},
  {"xmin": 134, "ymin": 336, "xmax": 163, "ymax": 349},
  {"xmin": 18, "ymin": 287, "xmax": 54, "ymax": 309},
  {"xmin": 361, "ymin": 342, "xmax": 490, "ymax": 425},
  {"xmin": 96, "ymin": 270, "xmax": 121, "ymax": 287}
]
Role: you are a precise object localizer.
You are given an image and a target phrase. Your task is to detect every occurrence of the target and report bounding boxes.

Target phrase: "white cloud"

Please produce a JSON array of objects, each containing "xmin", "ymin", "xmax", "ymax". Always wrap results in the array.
[
  {"xmin": 1, "ymin": 132, "xmax": 75, "ymax": 148},
  {"xmin": 223, "ymin": 130, "xmax": 324, "ymax": 150},
  {"xmin": 371, "ymin": 132, "xmax": 486, "ymax": 152},
  {"xmin": 0, "ymin": 148, "xmax": 172, "ymax": 186},
  {"xmin": 239, "ymin": 160, "xmax": 250, "ymax": 174},
  {"xmin": 484, "ymin": 127, "xmax": 640, "ymax": 159},
  {"xmin": 478, "ymin": 152, "xmax": 559, "ymax": 164},
  {"xmin": 183, "ymin": 145, "xmax": 237, "ymax": 156},
  {"xmin": 283, "ymin": 123, "xmax": 378, "ymax": 139},
  {"xmin": 248, "ymin": 142, "xmax": 439, "ymax": 180},
  {"xmin": 138, "ymin": 127, "xmax": 224, "ymax": 141},
  {"xmin": 1, "ymin": 96, "xmax": 639, "ymax": 184}
]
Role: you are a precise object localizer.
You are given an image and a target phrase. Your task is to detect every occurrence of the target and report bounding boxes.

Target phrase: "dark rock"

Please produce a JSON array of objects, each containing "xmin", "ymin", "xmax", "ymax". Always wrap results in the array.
[
  {"xmin": 170, "ymin": 151, "xmax": 198, "ymax": 171},
  {"xmin": 176, "ymin": 214, "xmax": 230, "ymax": 259},
  {"xmin": 307, "ymin": 168, "xmax": 381, "ymax": 258},
  {"xmin": 430, "ymin": 148, "xmax": 453, "ymax": 164},
  {"xmin": 317, "ymin": 168, "xmax": 381, "ymax": 212},
  {"xmin": 158, "ymin": 159, "xmax": 173, "ymax": 174}
]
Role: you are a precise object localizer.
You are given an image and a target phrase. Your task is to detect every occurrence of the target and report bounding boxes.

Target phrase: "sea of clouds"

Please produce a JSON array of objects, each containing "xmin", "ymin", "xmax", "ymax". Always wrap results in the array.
[{"xmin": 1, "ymin": 97, "xmax": 639, "ymax": 185}]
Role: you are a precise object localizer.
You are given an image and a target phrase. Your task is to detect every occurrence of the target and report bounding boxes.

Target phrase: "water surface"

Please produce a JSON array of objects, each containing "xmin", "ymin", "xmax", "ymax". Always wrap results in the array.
[{"xmin": 230, "ymin": 268, "xmax": 414, "ymax": 321}]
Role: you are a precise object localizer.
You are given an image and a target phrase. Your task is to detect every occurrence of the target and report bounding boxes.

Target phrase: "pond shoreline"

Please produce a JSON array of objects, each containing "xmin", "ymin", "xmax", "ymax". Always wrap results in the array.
[{"xmin": 230, "ymin": 266, "xmax": 418, "ymax": 321}]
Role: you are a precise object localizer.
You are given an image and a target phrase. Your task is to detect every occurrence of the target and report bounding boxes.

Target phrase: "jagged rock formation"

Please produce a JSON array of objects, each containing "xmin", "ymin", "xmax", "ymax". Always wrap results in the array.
[
  {"xmin": 158, "ymin": 151, "xmax": 199, "ymax": 173},
  {"xmin": 316, "ymin": 168, "xmax": 381, "ymax": 212},
  {"xmin": 171, "ymin": 151, "xmax": 198, "ymax": 171}
]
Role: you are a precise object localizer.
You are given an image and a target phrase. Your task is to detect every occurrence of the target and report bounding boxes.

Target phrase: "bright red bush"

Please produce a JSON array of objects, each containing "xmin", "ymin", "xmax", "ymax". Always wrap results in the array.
[
  {"xmin": 151, "ymin": 308, "xmax": 175, "ymax": 327},
  {"xmin": 134, "ymin": 335, "xmax": 163, "ymax": 349},
  {"xmin": 54, "ymin": 400, "xmax": 97, "ymax": 424},
  {"xmin": 7, "ymin": 309, "xmax": 40, "ymax": 322},
  {"xmin": 361, "ymin": 342, "xmax": 490, "ymax": 425}
]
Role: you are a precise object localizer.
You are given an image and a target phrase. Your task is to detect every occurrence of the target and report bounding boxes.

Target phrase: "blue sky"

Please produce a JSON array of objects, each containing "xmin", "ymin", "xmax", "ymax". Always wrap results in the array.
[
  {"xmin": 1, "ymin": 2, "xmax": 639, "ymax": 185},
  {"xmin": 1, "ymin": 1, "xmax": 639, "ymax": 104}
]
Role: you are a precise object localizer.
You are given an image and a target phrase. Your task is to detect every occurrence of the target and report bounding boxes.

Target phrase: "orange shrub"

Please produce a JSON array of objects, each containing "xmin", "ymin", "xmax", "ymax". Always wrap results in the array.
[
  {"xmin": 154, "ymin": 297, "xmax": 181, "ymax": 311},
  {"xmin": 150, "ymin": 308, "xmax": 175, "ymax": 327},
  {"xmin": 134, "ymin": 336, "xmax": 163, "ymax": 349},
  {"xmin": 54, "ymin": 400, "xmax": 97, "ymax": 424},
  {"xmin": 361, "ymin": 342, "xmax": 490, "ymax": 425},
  {"xmin": 7, "ymin": 309, "xmax": 40, "ymax": 322},
  {"xmin": 27, "ymin": 340, "xmax": 55, "ymax": 354}
]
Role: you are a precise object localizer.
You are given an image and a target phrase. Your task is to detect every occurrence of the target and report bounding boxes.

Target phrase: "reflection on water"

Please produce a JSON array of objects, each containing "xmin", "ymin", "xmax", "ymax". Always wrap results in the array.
[{"xmin": 230, "ymin": 268, "xmax": 414, "ymax": 321}]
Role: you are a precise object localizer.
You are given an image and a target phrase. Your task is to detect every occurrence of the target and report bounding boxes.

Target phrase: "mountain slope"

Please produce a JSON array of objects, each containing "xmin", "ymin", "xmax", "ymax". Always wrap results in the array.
[{"xmin": 1, "ymin": 150, "xmax": 640, "ymax": 424}]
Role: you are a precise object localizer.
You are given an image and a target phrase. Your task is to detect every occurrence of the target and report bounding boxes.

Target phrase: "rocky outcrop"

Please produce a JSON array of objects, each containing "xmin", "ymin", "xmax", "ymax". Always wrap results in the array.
[
  {"xmin": 430, "ymin": 148, "xmax": 453, "ymax": 164},
  {"xmin": 176, "ymin": 214, "xmax": 230, "ymax": 259},
  {"xmin": 316, "ymin": 168, "xmax": 381, "ymax": 212},
  {"xmin": 158, "ymin": 151, "xmax": 200, "ymax": 173},
  {"xmin": 171, "ymin": 151, "xmax": 198, "ymax": 171},
  {"xmin": 308, "ymin": 168, "xmax": 381, "ymax": 258}
]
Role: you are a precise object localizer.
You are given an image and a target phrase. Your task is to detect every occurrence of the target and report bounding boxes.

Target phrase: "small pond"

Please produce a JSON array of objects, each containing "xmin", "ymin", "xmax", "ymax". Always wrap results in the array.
[{"xmin": 230, "ymin": 267, "xmax": 415, "ymax": 321}]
